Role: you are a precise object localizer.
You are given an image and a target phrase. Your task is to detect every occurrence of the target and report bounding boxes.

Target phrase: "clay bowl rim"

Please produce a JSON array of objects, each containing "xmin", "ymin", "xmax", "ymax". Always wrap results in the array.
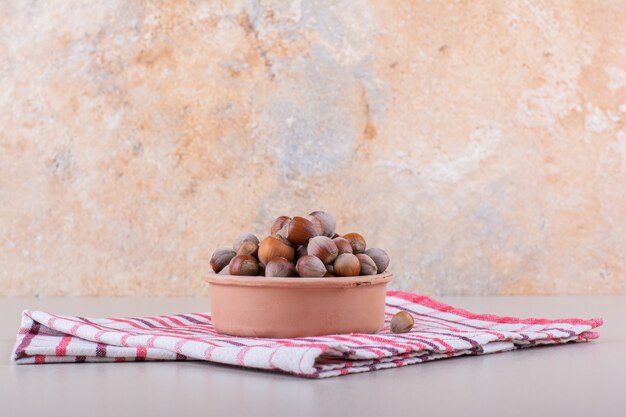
[{"xmin": 206, "ymin": 271, "xmax": 392, "ymax": 289}]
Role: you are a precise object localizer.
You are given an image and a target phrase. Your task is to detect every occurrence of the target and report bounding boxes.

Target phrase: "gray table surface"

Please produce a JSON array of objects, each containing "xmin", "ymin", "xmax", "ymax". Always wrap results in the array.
[{"xmin": 1, "ymin": 296, "xmax": 623, "ymax": 417}]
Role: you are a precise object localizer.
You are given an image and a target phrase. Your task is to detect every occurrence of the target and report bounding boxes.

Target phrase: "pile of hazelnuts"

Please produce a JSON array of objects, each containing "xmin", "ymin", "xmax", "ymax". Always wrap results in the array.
[{"xmin": 210, "ymin": 211, "xmax": 390, "ymax": 278}]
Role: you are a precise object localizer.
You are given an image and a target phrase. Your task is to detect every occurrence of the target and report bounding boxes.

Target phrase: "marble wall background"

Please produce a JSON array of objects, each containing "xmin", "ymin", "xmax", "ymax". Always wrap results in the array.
[{"xmin": 1, "ymin": 0, "xmax": 625, "ymax": 296}]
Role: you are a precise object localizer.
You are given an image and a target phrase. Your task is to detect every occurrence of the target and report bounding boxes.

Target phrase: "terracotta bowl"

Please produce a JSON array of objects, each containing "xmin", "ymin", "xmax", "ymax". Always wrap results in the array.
[{"xmin": 205, "ymin": 272, "xmax": 393, "ymax": 338}]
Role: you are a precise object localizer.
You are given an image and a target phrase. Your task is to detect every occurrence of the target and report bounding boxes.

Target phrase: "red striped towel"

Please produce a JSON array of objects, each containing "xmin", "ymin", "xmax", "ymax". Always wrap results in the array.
[{"xmin": 12, "ymin": 291, "xmax": 602, "ymax": 378}]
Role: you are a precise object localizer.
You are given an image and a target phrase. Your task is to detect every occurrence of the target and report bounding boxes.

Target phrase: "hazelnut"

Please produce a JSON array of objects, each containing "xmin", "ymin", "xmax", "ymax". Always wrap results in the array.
[
  {"xmin": 295, "ymin": 245, "xmax": 308, "ymax": 261},
  {"xmin": 365, "ymin": 248, "xmax": 390, "ymax": 273},
  {"xmin": 390, "ymin": 311, "xmax": 414, "ymax": 334},
  {"xmin": 356, "ymin": 253, "xmax": 377, "ymax": 275},
  {"xmin": 296, "ymin": 255, "xmax": 326, "ymax": 277},
  {"xmin": 258, "ymin": 236, "xmax": 295, "ymax": 264},
  {"xmin": 265, "ymin": 257, "xmax": 296, "ymax": 277},
  {"xmin": 210, "ymin": 211, "xmax": 391, "ymax": 281},
  {"xmin": 233, "ymin": 233, "xmax": 259, "ymax": 257},
  {"xmin": 333, "ymin": 253, "xmax": 360, "ymax": 277},
  {"xmin": 210, "ymin": 248, "xmax": 236, "ymax": 273},
  {"xmin": 306, "ymin": 215, "xmax": 325, "ymax": 236},
  {"xmin": 332, "ymin": 237, "xmax": 353, "ymax": 255},
  {"xmin": 276, "ymin": 219, "xmax": 290, "ymax": 240},
  {"xmin": 278, "ymin": 216, "xmax": 319, "ymax": 245},
  {"xmin": 271, "ymin": 216, "xmax": 291, "ymax": 236},
  {"xmin": 307, "ymin": 236, "xmax": 339, "ymax": 264},
  {"xmin": 218, "ymin": 258, "xmax": 234, "ymax": 275},
  {"xmin": 309, "ymin": 211, "xmax": 336, "ymax": 237},
  {"xmin": 229, "ymin": 255, "xmax": 259, "ymax": 276},
  {"xmin": 343, "ymin": 233, "xmax": 366, "ymax": 253}
]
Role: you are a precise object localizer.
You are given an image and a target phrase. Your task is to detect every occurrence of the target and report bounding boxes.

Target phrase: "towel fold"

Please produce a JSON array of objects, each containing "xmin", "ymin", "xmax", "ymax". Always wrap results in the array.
[{"xmin": 12, "ymin": 291, "xmax": 602, "ymax": 378}]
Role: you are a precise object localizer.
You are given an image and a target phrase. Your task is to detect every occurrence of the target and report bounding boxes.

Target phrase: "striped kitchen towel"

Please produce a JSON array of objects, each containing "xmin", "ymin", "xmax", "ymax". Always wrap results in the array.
[{"xmin": 12, "ymin": 291, "xmax": 602, "ymax": 378}]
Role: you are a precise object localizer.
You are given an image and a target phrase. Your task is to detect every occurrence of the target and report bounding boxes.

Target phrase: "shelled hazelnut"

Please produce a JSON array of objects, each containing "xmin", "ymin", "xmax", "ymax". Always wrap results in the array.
[{"xmin": 209, "ymin": 210, "xmax": 390, "ymax": 278}]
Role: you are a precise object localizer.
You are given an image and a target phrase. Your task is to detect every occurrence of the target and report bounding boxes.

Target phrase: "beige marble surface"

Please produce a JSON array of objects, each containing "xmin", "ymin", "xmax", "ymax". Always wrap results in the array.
[{"xmin": 1, "ymin": 1, "xmax": 625, "ymax": 296}]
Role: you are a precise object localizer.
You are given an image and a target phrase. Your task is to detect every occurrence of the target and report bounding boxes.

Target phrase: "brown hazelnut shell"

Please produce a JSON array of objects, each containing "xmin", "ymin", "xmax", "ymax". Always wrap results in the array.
[
  {"xmin": 332, "ymin": 237, "xmax": 353, "ymax": 255},
  {"xmin": 210, "ymin": 248, "xmax": 236, "ymax": 273},
  {"xmin": 306, "ymin": 215, "xmax": 325, "ymax": 236},
  {"xmin": 218, "ymin": 258, "xmax": 234, "ymax": 275},
  {"xmin": 365, "ymin": 248, "xmax": 390, "ymax": 273},
  {"xmin": 282, "ymin": 216, "xmax": 319, "ymax": 245},
  {"xmin": 265, "ymin": 257, "xmax": 296, "ymax": 277},
  {"xmin": 258, "ymin": 236, "xmax": 295, "ymax": 264},
  {"xmin": 333, "ymin": 253, "xmax": 360, "ymax": 277},
  {"xmin": 309, "ymin": 211, "xmax": 336, "ymax": 237},
  {"xmin": 233, "ymin": 233, "xmax": 259, "ymax": 257},
  {"xmin": 355, "ymin": 253, "xmax": 377, "ymax": 276},
  {"xmin": 271, "ymin": 216, "xmax": 291, "ymax": 236},
  {"xmin": 296, "ymin": 255, "xmax": 326, "ymax": 277},
  {"xmin": 390, "ymin": 311, "xmax": 414, "ymax": 333},
  {"xmin": 343, "ymin": 232, "xmax": 366, "ymax": 253},
  {"xmin": 295, "ymin": 245, "xmax": 308, "ymax": 260},
  {"xmin": 307, "ymin": 236, "xmax": 339, "ymax": 265},
  {"xmin": 229, "ymin": 255, "xmax": 259, "ymax": 276}
]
